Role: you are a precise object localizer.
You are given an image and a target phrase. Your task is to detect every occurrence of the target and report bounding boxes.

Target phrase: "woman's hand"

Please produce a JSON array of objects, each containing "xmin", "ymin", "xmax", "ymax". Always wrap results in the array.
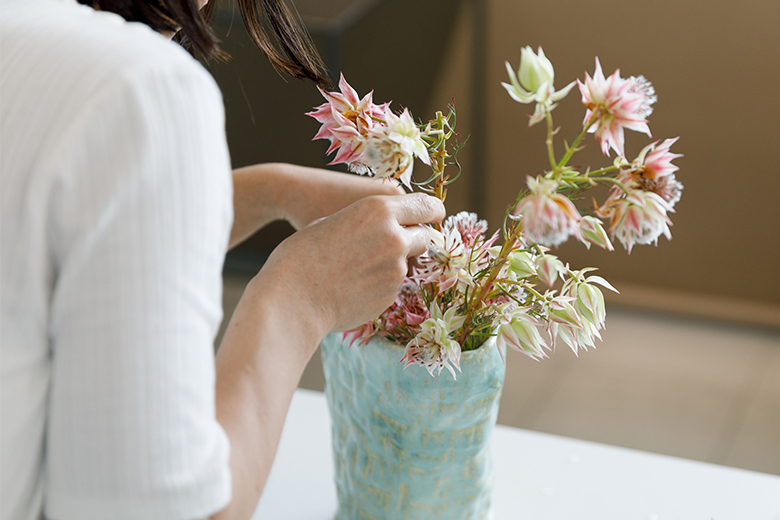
[
  {"xmin": 255, "ymin": 192, "xmax": 445, "ymax": 335},
  {"xmin": 230, "ymin": 162, "xmax": 404, "ymax": 248}
]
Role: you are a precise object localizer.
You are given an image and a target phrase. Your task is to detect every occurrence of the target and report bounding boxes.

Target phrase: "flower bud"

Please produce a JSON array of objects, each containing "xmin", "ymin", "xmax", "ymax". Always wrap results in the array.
[
  {"xmin": 518, "ymin": 46, "xmax": 555, "ymax": 95},
  {"xmin": 535, "ymin": 254, "xmax": 563, "ymax": 286},
  {"xmin": 495, "ymin": 306, "xmax": 548, "ymax": 360},
  {"xmin": 576, "ymin": 282, "xmax": 605, "ymax": 326},
  {"xmin": 579, "ymin": 216, "xmax": 614, "ymax": 251},
  {"xmin": 507, "ymin": 251, "xmax": 536, "ymax": 278},
  {"xmin": 507, "ymin": 317, "xmax": 547, "ymax": 358},
  {"xmin": 547, "ymin": 298, "xmax": 583, "ymax": 328},
  {"xmin": 502, "ymin": 46, "xmax": 575, "ymax": 121}
]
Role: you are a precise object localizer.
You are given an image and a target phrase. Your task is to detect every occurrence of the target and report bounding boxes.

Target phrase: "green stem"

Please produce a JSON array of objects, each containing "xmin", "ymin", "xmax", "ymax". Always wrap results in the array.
[
  {"xmin": 555, "ymin": 164, "xmax": 620, "ymax": 188},
  {"xmin": 557, "ymin": 112, "xmax": 597, "ymax": 169},
  {"xmin": 458, "ymin": 221, "xmax": 522, "ymax": 344},
  {"xmin": 432, "ymin": 148, "xmax": 447, "ymax": 203},
  {"xmin": 584, "ymin": 164, "xmax": 620, "ymax": 177},
  {"xmin": 525, "ymin": 285, "xmax": 546, "ymax": 300},
  {"xmin": 545, "ymin": 111, "xmax": 557, "ymax": 171},
  {"xmin": 589, "ymin": 176, "xmax": 630, "ymax": 192}
]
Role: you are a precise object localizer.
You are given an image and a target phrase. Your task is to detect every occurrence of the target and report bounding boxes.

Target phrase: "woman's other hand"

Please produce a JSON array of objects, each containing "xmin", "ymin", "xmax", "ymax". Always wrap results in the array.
[{"xmin": 230, "ymin": 163, "xmax": 404, "ymax": 248}]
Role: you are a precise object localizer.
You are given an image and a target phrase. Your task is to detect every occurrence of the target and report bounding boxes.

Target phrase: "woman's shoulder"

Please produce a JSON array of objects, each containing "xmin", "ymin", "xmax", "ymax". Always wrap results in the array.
[
  {"xmin": 1, "ymin": 0, "xmax": 215, "ymax": 106},
  {"xmin": 0, "ymin": 0, "xmax": 223, "ymax": 183}
]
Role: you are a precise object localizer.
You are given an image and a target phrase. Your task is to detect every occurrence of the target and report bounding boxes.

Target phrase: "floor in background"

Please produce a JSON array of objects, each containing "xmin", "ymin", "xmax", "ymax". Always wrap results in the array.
[{"xmin": 221, "ymin": 273, "xmax": 780, "ymax": 476}]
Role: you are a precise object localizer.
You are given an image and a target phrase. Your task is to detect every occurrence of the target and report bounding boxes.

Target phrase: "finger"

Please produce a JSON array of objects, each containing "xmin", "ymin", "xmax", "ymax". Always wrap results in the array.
[
  {"xmin": 392, "ymin": 193, "xmax": 446, "ymax": 226},
  {"xmin": 380, "ymin": 178, "xmax": 406, "ymax": 196},
  {"xmin": 354, "ymin": 176, "xmax": 404, "ymax": 196},
  {"xmin": 403, "ymin": 225, "xmax": 434, "ymax": 258}
]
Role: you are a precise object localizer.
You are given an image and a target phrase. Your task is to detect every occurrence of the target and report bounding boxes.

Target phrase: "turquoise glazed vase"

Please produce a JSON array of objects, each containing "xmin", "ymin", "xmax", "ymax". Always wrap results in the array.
[{"xmin": 320, "ymin": 333, "xmax": 506, "ymax": 519}]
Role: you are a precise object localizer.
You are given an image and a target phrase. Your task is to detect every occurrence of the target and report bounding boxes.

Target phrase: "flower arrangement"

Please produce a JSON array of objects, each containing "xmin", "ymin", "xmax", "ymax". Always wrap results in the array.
[{"xmin": 307, "ymin": 47, "xmax": 683, "ymax": 378}]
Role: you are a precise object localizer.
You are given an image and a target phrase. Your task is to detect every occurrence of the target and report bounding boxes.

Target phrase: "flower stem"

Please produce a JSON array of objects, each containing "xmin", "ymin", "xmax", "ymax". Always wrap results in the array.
[
  {"xmin": 545, "ymin": 111, "xmax": 557, "ymax": 171},
  {"xmin": 458, "ymin": 220, "xmax": 522, "ymax": 344},
  {"xmin": 590, "ymin": 176, "xmax": 630, "ymax": 192},
  {"xmin": 423, "ymin": 111, "xmax": 454, "ymax": 205},
  {"xmin": 557, "ymin": 112, "xmax": 597, "ymax": 169},
  {"xmin": 584, "ymin": 164, "xmax": 620, "ymax": 177}
]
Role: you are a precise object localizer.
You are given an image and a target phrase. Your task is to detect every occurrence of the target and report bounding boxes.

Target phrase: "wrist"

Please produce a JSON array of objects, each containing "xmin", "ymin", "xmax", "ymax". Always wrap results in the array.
[
  {"xmin": 230, "ymin": 163, "xmax": 298, "ymax": 248},
  {"xmin": 269, "ymin": 163, "xmax": 314, "ymax": 226},
  {"xmin": 246, "ymin": 261, "xmax": 331, "ymax": 357}
]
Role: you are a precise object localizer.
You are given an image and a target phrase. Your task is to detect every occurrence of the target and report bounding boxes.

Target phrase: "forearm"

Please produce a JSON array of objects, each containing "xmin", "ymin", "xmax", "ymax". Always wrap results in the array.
[
  {"xmin": 230, "ymin": 163, "xmax": 298, "ymax": 249},
  {"xmin": 210, "ymin": 275, "xmax": 327, "ymax": 520}
]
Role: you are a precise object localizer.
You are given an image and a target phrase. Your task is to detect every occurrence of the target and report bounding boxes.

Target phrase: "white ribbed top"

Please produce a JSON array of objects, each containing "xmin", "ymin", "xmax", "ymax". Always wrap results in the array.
[{"xmin": 1, "ymin": 1, "xmax": 234, "ymax": 519}]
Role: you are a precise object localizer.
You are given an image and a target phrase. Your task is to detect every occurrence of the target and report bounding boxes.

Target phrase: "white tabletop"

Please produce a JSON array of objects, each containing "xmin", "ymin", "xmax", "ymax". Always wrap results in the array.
[{"xmin": 253, "ymin": 389, "xmax": 780, "ymax": 520}]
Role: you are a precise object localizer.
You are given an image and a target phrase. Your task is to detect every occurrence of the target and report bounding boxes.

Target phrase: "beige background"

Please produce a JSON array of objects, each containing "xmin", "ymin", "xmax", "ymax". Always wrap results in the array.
[{"xmin": 208, "ymin": 0, "xmax": 780, "ymax": 325}]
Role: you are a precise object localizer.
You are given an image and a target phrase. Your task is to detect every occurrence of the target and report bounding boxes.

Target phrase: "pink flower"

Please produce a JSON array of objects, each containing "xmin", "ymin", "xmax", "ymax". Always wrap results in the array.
[
  {"xmin": 394, "ymin": 280, "xmax": 430, "ymax": 326},
  {"xmin": 343, "ymin": 322, "xmax": 376, "ymax": 347},
  {"xmin": 443, "ymin": 211, "xmax": 488, "ymax": 250},
  {"xmin": 514, "ymin": 177, "xmax": 582, "ymax": 247},
  {"xmin": 643, "ymin": 174, "xmax": 684, "ymax": 209},
  {"xmin": 633, "ymin": 137, "xmax": 682, "ymax": 180},
  {"xmin": 306, "ymin": 74, "xmax": 389, "ymax": 167},
  {"xmin": 604, "ymin": 189, "xmax": 673, "ymax": 253},
  {"xmin": 577, "ymin": 59, "xmax": 656, "ymax": 157},
  {"xmin": 626, "ymin": 137, "xmax": 684, "ymax": 209}
]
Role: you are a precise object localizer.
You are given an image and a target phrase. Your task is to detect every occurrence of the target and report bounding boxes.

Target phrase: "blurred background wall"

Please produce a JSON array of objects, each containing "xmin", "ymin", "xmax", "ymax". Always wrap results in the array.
[{"xmin": 207, "ymin": 0, "xmax": 780, "ymax": 327}]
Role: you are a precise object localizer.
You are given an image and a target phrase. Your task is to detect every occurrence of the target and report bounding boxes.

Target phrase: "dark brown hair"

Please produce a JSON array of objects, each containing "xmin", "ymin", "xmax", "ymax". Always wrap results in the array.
[{"xmin": 77, "ymin": 0, "xmax": 330, "ymax": 88}]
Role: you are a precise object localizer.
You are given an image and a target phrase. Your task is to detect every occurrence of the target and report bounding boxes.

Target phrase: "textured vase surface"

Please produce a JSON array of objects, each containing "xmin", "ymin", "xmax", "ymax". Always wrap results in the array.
[{"xmin": 320, "ymin": 333, "xmax": 506, "ymax": 520}]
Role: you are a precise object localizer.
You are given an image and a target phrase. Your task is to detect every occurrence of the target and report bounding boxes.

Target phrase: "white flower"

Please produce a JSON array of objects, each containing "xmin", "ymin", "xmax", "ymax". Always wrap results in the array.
[
  {"xmin": 361, "ymin": 107, "xmax": 430, "ymax": 189},
  {"xmin": 502, "ymin": 46, "xmax": 576, "ymax": 127},
  {"xmin": 550, "ymin": 321, "xmax": 597, "ymax": 355},
  {"xmin": 552, "ymin": 271, "xmax": 617, "ymax": 357},
  {"xmin": 417, "ymin": 226, "xmax": 472, "ymax": 294},
  {"xmin": 401, "ymin": 305, "xmax": 466, "ymax": 378},
  {"xmin": 543, "ymin": 295, "xmax": 598, "ymax": 356},
  {"xmin": 443, "ymin": 211, "xmax": 488, "ymax": 249}
]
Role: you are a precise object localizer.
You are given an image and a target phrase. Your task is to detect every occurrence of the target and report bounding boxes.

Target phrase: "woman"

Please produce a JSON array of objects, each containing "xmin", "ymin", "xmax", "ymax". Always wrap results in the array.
[{"xmin": 0, "ymin": 0, "xmax": 445, "ymax": 518}]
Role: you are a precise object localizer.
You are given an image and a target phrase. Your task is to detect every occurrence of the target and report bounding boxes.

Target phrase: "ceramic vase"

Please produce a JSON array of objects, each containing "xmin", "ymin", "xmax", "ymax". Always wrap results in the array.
[{"xmin": 320, "ymin": 333, "xmax": 506, "ymax": 519}]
